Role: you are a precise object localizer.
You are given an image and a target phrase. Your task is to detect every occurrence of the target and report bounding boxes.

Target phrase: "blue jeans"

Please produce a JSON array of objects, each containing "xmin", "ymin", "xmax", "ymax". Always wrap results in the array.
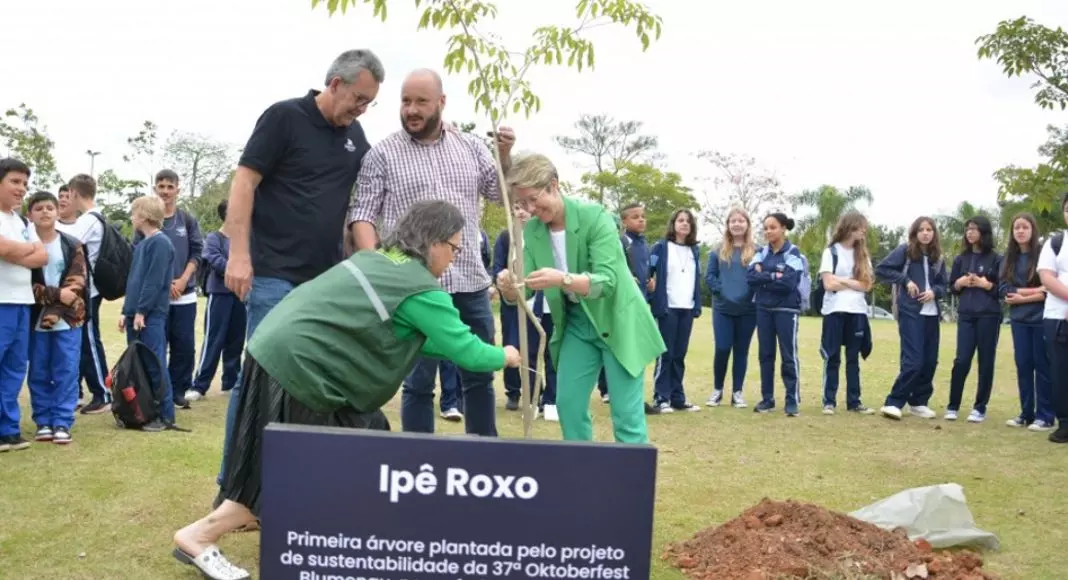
[
  {"xmin": 437, "ymin": 361, "xmax": 462, "ymax": 412},
  {"xmin": 401, "ymin": 289, "xmax": 497, "ymax": 436},
  {"xmin": 0, "ymin": 305, "xmax": 30, "ymax": 437},
  {"xmin": 1011, "ymin": 321, "xmax": 1053, "ymax": 424},
  {"xmin": 217, "ymin": 276, "xmax": 294, "ymax": 485},
  {"xmin": 712, "ymin": 309, "xmax": 756, "ymax": 394},
  {"xmin": 125, "ymin": 313, "xmax": 174, "ymax": 423},
  {"xmin": 28, "ymin": 327, "xmax": 83, "ymax": 430}
]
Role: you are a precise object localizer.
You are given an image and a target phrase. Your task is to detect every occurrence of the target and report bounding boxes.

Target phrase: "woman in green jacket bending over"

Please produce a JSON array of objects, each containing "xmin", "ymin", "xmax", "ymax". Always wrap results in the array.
[
  {"xmin": 497, "ymin": 153, "xmax": 665, "ymax": 444},
  {"xmin": 171, "ymin": 200, "xmax": 521, "ymax": 580}
]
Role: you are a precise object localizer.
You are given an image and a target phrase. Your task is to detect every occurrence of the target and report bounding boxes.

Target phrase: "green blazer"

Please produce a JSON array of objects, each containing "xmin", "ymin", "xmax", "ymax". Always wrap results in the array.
[{"xmin": 521, "ymin": 196, "xmax": 666, "ymax": 378}]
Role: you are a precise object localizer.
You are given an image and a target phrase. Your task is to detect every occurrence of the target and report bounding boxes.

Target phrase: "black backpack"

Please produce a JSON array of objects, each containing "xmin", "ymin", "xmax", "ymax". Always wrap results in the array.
[
  {"xmin": 1050, "ymin": 231, "xmax": 1064, "ymax": 256},
  {"xmin": 811, "ymin": 245, "xmax": 838, "ymax": 315},
  {"xmin": 90, "ymin": 213, "xmax": 134, "ymax": 300},
  {"xmin": 107, "ymin": 340, "xmax": 165, "ymax": 429}
]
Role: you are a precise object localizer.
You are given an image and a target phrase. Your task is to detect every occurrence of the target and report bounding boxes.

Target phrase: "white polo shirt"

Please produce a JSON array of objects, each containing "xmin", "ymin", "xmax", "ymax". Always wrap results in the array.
[{"xmin": 0, "ymin": 210, "xmax": 38, "ymax": 305}]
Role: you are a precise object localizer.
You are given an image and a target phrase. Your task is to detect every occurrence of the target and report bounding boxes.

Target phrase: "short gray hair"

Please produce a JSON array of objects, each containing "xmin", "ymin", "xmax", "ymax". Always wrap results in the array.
[
  {"xmin": 382, "ymin": 200, "xmax": 466, "ymax": 264},
  {"xmin": 325, "ymin": 49, "xmax": 386, "ymax": 85}
]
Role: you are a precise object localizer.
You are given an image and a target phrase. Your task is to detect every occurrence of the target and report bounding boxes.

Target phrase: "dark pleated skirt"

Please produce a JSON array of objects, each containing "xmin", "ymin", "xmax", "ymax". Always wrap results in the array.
[{"xmin": 217, "ymin": 355, "xmax": 391, "ymax": 517}]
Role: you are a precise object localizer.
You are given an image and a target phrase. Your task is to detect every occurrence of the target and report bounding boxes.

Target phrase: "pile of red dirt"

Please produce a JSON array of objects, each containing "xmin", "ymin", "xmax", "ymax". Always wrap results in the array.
[{"xmin": 663, "ymin": 498, "xmax": 998, "ymax": 579}]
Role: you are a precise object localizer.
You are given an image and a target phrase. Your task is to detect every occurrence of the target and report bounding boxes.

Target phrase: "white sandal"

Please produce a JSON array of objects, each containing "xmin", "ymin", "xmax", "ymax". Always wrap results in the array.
[{"xmin": 172, "ymin": 544, "xmax": 251, "ymax": 580}]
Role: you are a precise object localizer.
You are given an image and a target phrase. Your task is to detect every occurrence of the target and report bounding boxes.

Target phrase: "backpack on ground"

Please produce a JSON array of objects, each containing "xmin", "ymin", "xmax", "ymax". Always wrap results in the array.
[
  {"xmin": 107, "ymin": 340, "xmax": 165, "ymax": 429},
  {"xmin": 810, "ymin": 245, "xmax": 838, "ymax": 315},
  {"xmin": 90, "ymin": 213, "xmax": 134, "ymax": 300}
]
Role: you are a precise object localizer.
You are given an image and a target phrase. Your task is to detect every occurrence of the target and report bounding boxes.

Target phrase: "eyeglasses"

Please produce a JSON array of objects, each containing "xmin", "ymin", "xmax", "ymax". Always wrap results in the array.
[
  {"xmin": 516, "ymin": 189, "xmax": 549, "ymax": 210},
  {"xmin": 445, "ymin": 241, "xmax": 462, "ymax": 255}
]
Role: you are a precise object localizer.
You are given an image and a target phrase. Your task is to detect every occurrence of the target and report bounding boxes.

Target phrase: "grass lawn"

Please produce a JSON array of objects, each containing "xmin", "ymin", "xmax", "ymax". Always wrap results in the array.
[{"xmin": 2, "ymin": 298, "xmax": 1067, "ymax": 579}]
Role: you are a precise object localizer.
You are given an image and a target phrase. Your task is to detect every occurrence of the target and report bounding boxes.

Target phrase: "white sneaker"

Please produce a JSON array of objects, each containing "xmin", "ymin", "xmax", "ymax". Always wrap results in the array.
[
  {"xmin": 440, "ymin": 408, "xmax": 463, "ymax": 422},
  {"xmin": 677, "ymin": 402, "xmax": 701, "ymax": 412},
  {"xmin": 601, "ymin": 393, "xmax": 610, "ymax": 403},
  {"xmin": 822, "ymin": 405, "xmax": 835, "ymax": 415},
  {"xmin": 908, "ymin": 405, "xmax": 937, "ymax": 419},
  {"xmin": 1006, "ymin": 416, "xmax": 1027, "ymax": 428},
  {"xmin": 731, "ymin": 391, "xmax": 747, "ymax": 408},
  {"xmin": 881, "ymin": 405, "xmax": 903, "ymax": 420},
  {"xmin": 1028, "ymin": 420, "xmax": 1054, "ymax": 432},
  {"xmin": 967, "ymin": 410, "xmax": 985, "ymax": 423},
  {"xmin": 184, "ymin": 390, "xmax": 203, "ymax": 402},
  {"xmin": 944, "ymin": 410, "xmax": 958, "ymax": 421},
  {"xmin": 542, "ymin": 404, "xmax": 559, "ymax": 422},
  {"xmin": 705, "ymin": 390, "xmax": 723, "ymax": 407},
  {"xmin": 656, "ymin": 402, "xmax": 674, "ymax": 413}
]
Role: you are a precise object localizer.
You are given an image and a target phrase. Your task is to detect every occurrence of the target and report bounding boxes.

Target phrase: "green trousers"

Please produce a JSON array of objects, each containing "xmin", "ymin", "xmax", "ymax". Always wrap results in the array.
[{"xmin": 556, "ymin": 305, "xmax": 649, "ymax": 444}]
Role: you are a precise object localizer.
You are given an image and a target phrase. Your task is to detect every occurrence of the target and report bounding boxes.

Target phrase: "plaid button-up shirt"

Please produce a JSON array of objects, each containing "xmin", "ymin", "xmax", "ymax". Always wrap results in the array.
[{"xmin": 347, "ymin": 128, "xmax": 502, "ymax": 293}]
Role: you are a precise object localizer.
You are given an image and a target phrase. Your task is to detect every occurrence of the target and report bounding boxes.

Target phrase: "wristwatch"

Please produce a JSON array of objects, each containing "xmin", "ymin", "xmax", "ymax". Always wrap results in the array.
[{"xmin": 562, "ymin": 273, "xmax": 574, "ymax": 289}]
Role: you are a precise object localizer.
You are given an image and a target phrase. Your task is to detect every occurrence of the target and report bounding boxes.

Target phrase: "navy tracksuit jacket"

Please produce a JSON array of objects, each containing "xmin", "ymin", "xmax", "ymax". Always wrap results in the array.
[{"xmin": 746, "ymin": 240, "xmax": 805, "ymax": 408}]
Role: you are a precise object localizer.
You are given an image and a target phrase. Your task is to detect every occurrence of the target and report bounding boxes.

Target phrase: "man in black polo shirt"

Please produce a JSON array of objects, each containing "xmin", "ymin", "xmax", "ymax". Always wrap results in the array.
[{"xmin": 215, "ymin": 48, "xmax": 385, "ymax": 491}]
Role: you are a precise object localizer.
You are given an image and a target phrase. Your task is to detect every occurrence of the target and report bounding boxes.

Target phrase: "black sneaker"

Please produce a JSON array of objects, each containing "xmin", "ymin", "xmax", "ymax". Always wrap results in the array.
[
  {"xmin": 644, "ymin": 402, "xmax": 661, "ymax": 415},
  {"xmin": 754, "ymin": 400, "xmax": 775, "ymax": 413},
  {"xmin": 174, "ymin": 396, "xmax": 191, "ymax": 410},
  {"xmin": 52, "ymin": 426, "xmax": 72, "ymax": 445},
  {"xmin": 80, "ymin": 400, "xmax": 110, "ymax": 415},
  {"xmin": 505, "ymin": 398, "xmax": 519, "ymax": 411},
  {"xmin": 1049, "ymin": 425, "xmax": 1068, "ymax": 444},
  {"xmin": 0, "ymin": 435, "xmax": 31, "ymax": 452}
]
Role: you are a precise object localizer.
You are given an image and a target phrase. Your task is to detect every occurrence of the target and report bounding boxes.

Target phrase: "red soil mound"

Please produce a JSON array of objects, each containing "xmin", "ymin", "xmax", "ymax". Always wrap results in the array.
[{"xmin": 663, "ymin": 498, "xmax": 998, "ymax": 579}]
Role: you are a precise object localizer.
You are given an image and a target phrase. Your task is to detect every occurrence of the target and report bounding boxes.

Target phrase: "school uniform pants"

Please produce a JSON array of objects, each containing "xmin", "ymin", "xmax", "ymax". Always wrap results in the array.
[
  {"xmin": 1010, "ymin": 321, "xmax": 1053, "ymax": 425},
  {"xmin": 0, "ymin": 305, "xmax": 30, "ymax": 437},
  {"xmin": 192, "ymin": 293, "xmax": 247, "ymax": 394},
  {"xmin": 884, "ymin": 311, "xmax": 939, "ymax": 409},
  {"xmin": 1042, "ymin": 319, "xmax": 1068, "ymax": 427},
  {"xmin": 756, "ymin": 309, "xmax": 800, "ymax": 406},
  {"xmin": 654, "ymin": 308, "xmax": 696, "ymax": 407},
  {"xmin": 167, "ymin": 301, "xmax": 198, "ymax": 400},
  {"xmin": 125, "ymin": 314, "xmax": 175, "ymax": 423},
  {"xmin": 712, "ymin": 309, "xmax": 757, "ymax": 393},
  {"xmin": 28, "ymin": 327, "xmax": 83, "ymax": 430},
  {"xmin": 501, "ymin": 302, "xmax": 557, "ymax": 406},
  {"xmin": 437, "ymin": 361, "xmax": 462, "ymax": 412},
  {"xmin": 401, "ymin": 289, "xmax": 497, "ymax": 436},
  {"xmin": 820, "ymin": 312, "xmax": 866, "ymax": 409},
  {"xmin": 80, "ymin": 295, "xmax": 110, "ymax": 404},
  {"xmin": 556, "ymin": 304, "xmax": 647, "ymax": 443},
  {"xmin": 947, "ymin": 314, "xmax": 1001, "ymax": 414}
]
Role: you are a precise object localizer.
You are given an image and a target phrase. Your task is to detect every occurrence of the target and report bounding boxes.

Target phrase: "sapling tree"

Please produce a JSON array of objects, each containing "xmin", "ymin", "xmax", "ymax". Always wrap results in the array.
[{"xmin": 313, "ymin": 0, "xmax": 663, "ymax": 437}]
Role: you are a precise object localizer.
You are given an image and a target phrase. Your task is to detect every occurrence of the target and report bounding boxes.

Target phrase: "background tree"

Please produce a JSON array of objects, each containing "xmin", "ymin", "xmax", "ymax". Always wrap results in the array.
[
  {"xmin": 580, "ymin": 161, "xmax": 699, "ymax": 229},
  {"xmin": 554, "ymin": 114, "xmax": 660, "ymax": 202},
  {"xmin": 315, "ymin": 0, "xmax": 664, "ymax": 436},
  {"xmin": 0, "ymin": 104, "xmax": 63, "ymax": 189},
  {"xmin": 692, "ymin": 150, "xmax": 787, "ymax": 237},
  {"xmin": 123, "ymin": 120, "xmax": 161, "ymax": 186},
  {"xmin": 162, "ymin": 130, "xmax": 237, "ymax": 198},
  {"xmin": 458, "ymin": 121, "xmax": 508, "ymax": 239},
  {"xmin": 977, "ymin": 17, "xmax": 1068, "ymax": 230},
  {"xmin": 869, "ymin": 224, "xmax": 905, "ymax": 310}
]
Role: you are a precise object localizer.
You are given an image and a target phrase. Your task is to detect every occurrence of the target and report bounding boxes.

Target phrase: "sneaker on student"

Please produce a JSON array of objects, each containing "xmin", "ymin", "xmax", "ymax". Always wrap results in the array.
[
  {"xmin": 822, "ymin": 405, "xmax": 835, "ymax": 415},
  {"xmin": 440, "ymin": 408, "xmax": 463, "ymax": 422},
  {"xmin": 731, "ymin": 391, "xmax": 747, "ymax": 408},
  {"xmin": 601, "ymin": 393, "xmax": 610, "ymax": 403},
  {"xmin": 967, "ymin": 410, "xmax": 985, "ymax": 423},
  {"xmin": 881, "ymin": 405, "xmax": 903, "ymax": 420},
  {"xmin": 655, "ymin": 402, "xmax": 675, "ymax": 413},
  {"xmin": 505, "ymin": 398, "xmax": 519, "ymax": 411},
  {"xmin": 34, "ymin": 426, "xmax": 53, "ymax": 442},
  {"xmin": 0, "ymin": 435, "xmax": 30, "ymax": 452},
  {"xmin": 785, "ymin": 402, "xmax": 799, "ymax": 417},
  {"xmin": 849, "ymin": 405, "xmax": 876, "ymax": 415},
  {"xmin": 1028, "ymin": 420, "xmax": 1054, "ymax": 432},
  {"xmin": 52, "ymin": 426, "xmax": 72, "ymax": 445},
  {"xmin": 1006, "ymin": 416, "xmax": 1027, "ymax": 428},
  {"xmin": 944, "ymin": 410, "xmax": 958, "ymax": 421},
  {"xmin": 673, "ymin": 402, "xmax": 701, "ymax": 412},
  {"xmin": 1049, "ymin": 425, "xmax": 1068, "ymax": 444},
  {"xmin": 705, "ymin": 390, "xmax": 723, "ymax": 407},
  {"xmin": 754, "ymin": 400, "xmax": 775, "ymax": 413},
  {"xmin": 184, "ymin": 390, "xmax": 203, "ymax": 402},
  {"xmin": 542, "ymin": 404, "xmax": 559, "ymax": 422},
  {"xmin": 80, "ymin": 400, "xmax": 110, "ymax": 415},
  {"xmin": 643, "ymin": 402, "xmax": 660, "ymax": 415},
  {"xmin": 908, "ymin": 405, "xmax": 937, "ymax": 419}
]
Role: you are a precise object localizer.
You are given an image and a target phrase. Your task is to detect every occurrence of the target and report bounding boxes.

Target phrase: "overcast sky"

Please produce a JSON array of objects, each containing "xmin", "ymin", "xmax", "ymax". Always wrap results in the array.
[{"xmin": 2, "ymin": 0, "xmax": 1066, "ymax": 230}]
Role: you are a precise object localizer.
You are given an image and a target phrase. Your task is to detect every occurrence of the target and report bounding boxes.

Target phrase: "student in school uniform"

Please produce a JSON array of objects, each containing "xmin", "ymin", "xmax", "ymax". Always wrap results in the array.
[
  {"xmin": 119, "ymin": 196, "xmax": 180, "ymax": 433},
  {"xmin": 26, "ymin": 191, "xmax": 88, "ymax": 445},
  {"xmin": 705, "ymin": 207, "xmax": 758, "ymax": 409},
  {"xmin": 189, "ymin": 200, "xmax": 247, "ymax": 399},
  {"xmin": 649, "ymin": 209, "xmax": 702, "ymax": 413},
  {"xmin": 818, "ymin": 210, "xmax": 876, "ymax": 415},
  {"xmin": 999, "ymin": 212, "xmax": 1053, "ymax": 432},
  {"xmin": 945, "ymin": 215, "xmax": 1002, "ymax": 423},
  {"xmin": 875, "ymin": 216, "xmax": 946, "ymax": 421},
  {"xmin": 1036, "ymin": 192, "xmax": 1068, "ymax": 444},
  {"xmin": 746, "ymin": 212, "xmax": 805, "ymax": 417}
]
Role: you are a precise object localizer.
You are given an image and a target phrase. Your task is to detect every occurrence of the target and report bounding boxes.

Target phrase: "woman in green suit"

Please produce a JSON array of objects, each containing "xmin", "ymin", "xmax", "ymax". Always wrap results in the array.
[{"xmin": 497, "ymin": 153, "xmax": 665, "ymax": 444}]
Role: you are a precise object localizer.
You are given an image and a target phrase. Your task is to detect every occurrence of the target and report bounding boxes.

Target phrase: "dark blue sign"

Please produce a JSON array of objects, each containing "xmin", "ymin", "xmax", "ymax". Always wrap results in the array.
[{"xmin": 260, "ymin": 424, "xmax": 658, "ymax": 580}]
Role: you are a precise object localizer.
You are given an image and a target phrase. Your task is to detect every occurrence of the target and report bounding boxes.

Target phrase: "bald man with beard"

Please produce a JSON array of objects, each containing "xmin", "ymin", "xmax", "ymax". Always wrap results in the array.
[{"xmin": 348, "ymin": 68, "xmax": 516, "ymax": 437}]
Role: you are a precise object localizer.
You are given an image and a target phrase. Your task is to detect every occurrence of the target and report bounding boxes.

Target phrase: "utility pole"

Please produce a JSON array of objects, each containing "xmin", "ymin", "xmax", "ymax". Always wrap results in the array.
[{"xmin": 85, "ymin": 149, "xmax": 101, "ymax": 178}]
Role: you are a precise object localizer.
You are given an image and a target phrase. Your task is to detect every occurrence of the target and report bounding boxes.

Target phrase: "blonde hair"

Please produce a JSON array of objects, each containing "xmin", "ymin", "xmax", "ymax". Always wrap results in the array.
[
  {"xmin": 131, "ymin": 195, "xmax": 165, "ymax": 228},
  {"xmin": 718, "ymin": 207, "xmax": 757, "ymax": 267},
  {"xmin": 506, "ymin": 152, "xmax": 559, "ymax": 193},
  {"xmin": 830, "ymin": 210, "xmax": 872, "ymax": 286}
]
